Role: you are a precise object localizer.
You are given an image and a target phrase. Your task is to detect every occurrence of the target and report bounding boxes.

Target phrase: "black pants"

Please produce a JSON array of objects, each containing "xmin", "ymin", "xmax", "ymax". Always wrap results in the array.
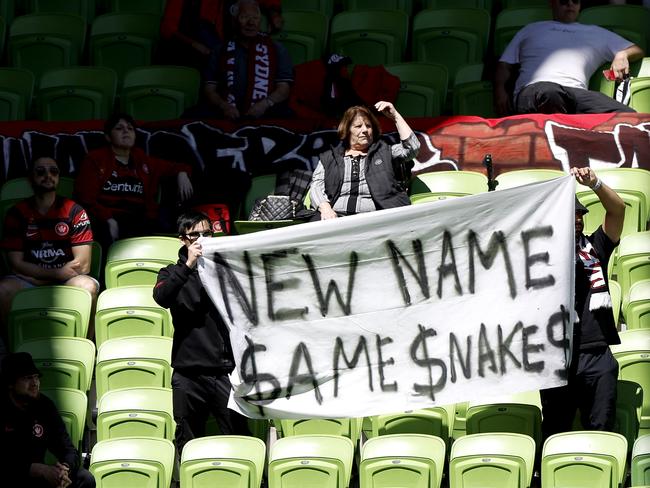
[
  {"xmin": 540, "ymin": 346, "xmax": 619, "ymax": 440},
  {"xmin": 516, "ymin": 81, "xmax": 636, "ymax": 114},
  {"xmin": 28, "ymin": 467, "xmax": 95, "ymax": 487},
  {"xmin": 172, "ymin": 370, "xmax": 250, "ymax": 454}
]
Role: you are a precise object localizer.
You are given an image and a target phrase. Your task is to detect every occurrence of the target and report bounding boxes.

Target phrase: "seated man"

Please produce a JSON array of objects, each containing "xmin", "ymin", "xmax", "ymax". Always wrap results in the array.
[
  {"xmin": 494, "ymin": 0, "xmax": 645, "ymax": 115},
  {"xmin": 0, "ymin": 157, "xmax": 98, "ymax": 346},
  {"xmin": 201, "ymin": 0, "xmax": 293, "ymax": 120},
  {"xmin": 0, "ymin": 352, "xmax": 95, "ymax": 487}
]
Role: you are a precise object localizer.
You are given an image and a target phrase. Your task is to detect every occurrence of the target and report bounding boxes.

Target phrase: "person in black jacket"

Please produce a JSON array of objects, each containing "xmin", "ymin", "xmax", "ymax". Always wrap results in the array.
[
  {"xmin": 153, "ymin": 211, "xmax": 249, "ymax": 454},
  {"xmin": 309, "ymin": 100, "xmax": 420, "ymax": 220},
  {"xmin": 0, "ymin": 352, "xmax": 95, "ymax": 487}
]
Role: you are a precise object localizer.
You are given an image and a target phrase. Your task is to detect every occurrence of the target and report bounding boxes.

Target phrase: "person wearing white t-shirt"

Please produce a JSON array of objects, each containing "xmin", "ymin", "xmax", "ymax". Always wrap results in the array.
[{"xmin": 494, "ymin": 0, "xmax": 644, "ymax": 115}]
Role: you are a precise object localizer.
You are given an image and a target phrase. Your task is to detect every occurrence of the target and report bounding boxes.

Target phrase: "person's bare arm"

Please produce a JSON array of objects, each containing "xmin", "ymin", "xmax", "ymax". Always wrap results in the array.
[
  {"xmin": 571, "ymin": 167, "xmax": 625, "ymax": 242},
  {"xmin": 7, "ymin": 252, "xmax": 78, "ymax": 284},
  {"xmin": 494, "ymin": 61, "xmax": 517, "ymax": 116},
  {"xmin": 70, "ymin": 244, "xmax": 92, "ymax": 275},
  {"xmin": 611, "ymin": 44, "xmax": 645, "ymax": 80}
]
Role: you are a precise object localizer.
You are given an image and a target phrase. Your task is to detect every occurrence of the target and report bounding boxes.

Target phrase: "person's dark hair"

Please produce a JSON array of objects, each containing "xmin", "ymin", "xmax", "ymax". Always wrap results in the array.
[
  {"xmin": 337, "ymin": 105, "xmax": 381, "ymax": 146},
  {"xmin": 177, "ymin": 211, "xmax": 211, "ymax": 236},
  {"xmin": 27, "ymin": 156, "xmax": 59, "ymax": 173},
  {"xmin": 104, "ymin": 112, "xmax": 136, "ymax": 135}
]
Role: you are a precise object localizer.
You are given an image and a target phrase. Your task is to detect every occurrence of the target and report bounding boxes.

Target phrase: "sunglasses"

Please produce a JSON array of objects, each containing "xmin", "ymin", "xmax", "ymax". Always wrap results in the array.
[
  {"xmin": 184, "ymin": 231, "xmax": 213, "ymax": 240},
  {"xmin": 34, "ymin": 166, "xmax": 60, "ymax": 177},
  {"xmin": 558, "ymin": 0, "xmax": 580, "ymax": 5}
]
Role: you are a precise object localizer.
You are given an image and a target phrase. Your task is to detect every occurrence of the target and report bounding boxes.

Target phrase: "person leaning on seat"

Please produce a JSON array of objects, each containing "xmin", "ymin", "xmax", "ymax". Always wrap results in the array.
[{"xmin": 309, "ymin": 100, "xmax": 420, "ymax": 220}]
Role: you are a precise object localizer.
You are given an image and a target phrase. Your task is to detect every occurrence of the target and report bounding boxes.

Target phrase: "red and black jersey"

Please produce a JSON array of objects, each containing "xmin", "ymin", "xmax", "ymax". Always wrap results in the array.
[{"xmin": 1, "ymin": 196, "xmax": 93, "ymax": 269}]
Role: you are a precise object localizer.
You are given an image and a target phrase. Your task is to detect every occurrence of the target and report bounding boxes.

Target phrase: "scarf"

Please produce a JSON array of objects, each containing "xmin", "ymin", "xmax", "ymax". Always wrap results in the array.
[
  {"xmin": 222, "ymin": 35, "xmax": 276, "ymax": 112},
  {"xmin": 576, "ymin": 235, "xmax": 612, "ymax": 312}
]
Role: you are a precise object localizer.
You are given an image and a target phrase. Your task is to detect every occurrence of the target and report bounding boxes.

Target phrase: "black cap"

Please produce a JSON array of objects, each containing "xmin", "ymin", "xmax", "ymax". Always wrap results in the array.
[
  {"xmin": 575, "ymin": 197, "xmax": 589, "ymax": 214},
  {"xmin": 1, "ymin": 352, "xmax": 40, "ymax": 384}
]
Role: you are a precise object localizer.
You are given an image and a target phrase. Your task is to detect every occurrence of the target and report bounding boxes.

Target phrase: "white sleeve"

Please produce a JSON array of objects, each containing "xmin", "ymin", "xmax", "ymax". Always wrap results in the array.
[{"xmin": 309, "ymin": 161, "xmax": 329, "ymax": 210}]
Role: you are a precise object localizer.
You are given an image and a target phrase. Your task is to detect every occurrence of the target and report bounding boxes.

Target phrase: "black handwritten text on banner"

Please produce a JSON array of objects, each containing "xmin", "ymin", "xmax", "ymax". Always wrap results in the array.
[{"xmin": 199, "ymin": 177, "xmax": 575, "ymax": 419}]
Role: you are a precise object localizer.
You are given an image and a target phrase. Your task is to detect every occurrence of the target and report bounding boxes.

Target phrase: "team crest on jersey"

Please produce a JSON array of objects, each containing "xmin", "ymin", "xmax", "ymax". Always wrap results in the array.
[
  {"xmin": 55, "ymin": 222, "xmax": 69, "ymax": 236},
  {"xmin": 33, "ymin": 423, "xmax": 43, "ymax": 438}
]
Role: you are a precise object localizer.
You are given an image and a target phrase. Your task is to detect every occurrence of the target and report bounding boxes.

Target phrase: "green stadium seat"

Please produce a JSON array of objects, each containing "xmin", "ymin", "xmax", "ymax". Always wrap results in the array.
[
  {"xmin": 465, "ymin": 391, "xmax": 543, "ymax": 452},
  {"xmin": 26, "ymin": 0, "xmax": 95, "ymax": 22},
  {"xmin": 386, "ymin": 62, "xmax": 448, "ymax": 117},
  {"xmin": 95, "ymin": 335, "xmax": 173, "ymax": 400},
  {"xmin": 368, "ymin": 406, "xmax": 454, "ymax": 450},
  {"xmin": 109, "ymin": 0, "xmax": 165, "ymax": 15},
  {"xmin": 180, "ymin": 435, "xmax": 266, "ymax": 488},
  {"xmin": 425, "ymin": 0, "xmax": 491, "ymax": 9},
  {"xmin": 454, "ymin": 63, "xmax": 484, "ymax": 85},
  {"xmin": 609, "ymin": 279, "xmax": 622, "ymax": 326},
  {"xmin": 272, "ymin": 10, "xmax": 329, "ymax": 66},
  {"xmin": 8, "ymin": 13, "xmax": 86, "ymax": 81},
  {"xmin": 453, "ymin": 80, "xmax": 495, "ymax": 117},
  {"xmin": 493, "ymin": 7, "xmax": 552, "ymax": 56},
  {"xmin": 269, "ymin": 434, "xmax": 355, "ymax": 488},
  {"xmin": 616, "ymin": 232, "xmax": 650, "ymax": 311},
  {"xmin": 104, "ymin": 236, "xmax": 180, "ymax": 288},
  {"xmin": 90, "ymin": 437, "xmax": 175, "ymax": 488},
  {"xmin": 630, "ymin": 77, "xmax": 650, "ymax": 113},
  {"xmin": 1, "ymin": 0, "xmax": 15, "ymax": 25},
  {"xmin": 611, "ymin": 329, "xmax": 650, "ymax": 433},
  {"xmin": 360, "ymin": 433, "xmax": 446, "ymax": 488},
  {"xmin": 625, "ymin": 279, "xmax": 650, "ymax": 330},
  {"xmin": 95, "ymin": 285, "xmax": 173, "ymax": 346},
  {"xmin": 281, "ymin": 0, "xmax": 333, "ymax": 16},
  {"xmin": 495, "ymin": 169, "xmax": 565, "ymax": 190},
  {"xmin": 278, "ymin": 418, "xmax": 362, "ymax": 447},
  {"xmin": 89, "ymin": 12, "xmax": 160, "ymax": 83},
  {"xmin": 633, "ymin": 435, "xmax": 650, "ymax": 487},
  {"xmin": 96, "ymin": 386, "xmax": 174, "ymax": 441},
  {"xmin": 8, "ymin": 285, "xmax": 93, "ymax": 351},
  {"xmin": 41, "ymin": 387, "xmax": 88, "ymax": 453},
  {"xmin": 614, "ymin": 379, "xmax": 643, "ymax": 455},
  {"xmin": 120, "ymin": 65, "xmax": 200, "ymax": 121},
  {"xmin": 343, "ymin": 0, "xmax": 413, "ymax": 16},
  {"xmin": 579, "ymin": 5, "xmax": 650, "ymax": 52},
  {"xmin": 412, "ymin": 8, "xmax": 490, "ymax": 85},
  {"xmin": 0, "ymin": 67, "xmax": 34, "ymax": 121},
  {"xmin": 542, "ymin": 431, "xmax": 627, "ymax": 488},
  {"xmin": 37, "ymin": 66, "xmax": 117, "ymax": 121},
  {"xmin": 503, "ymin": 0, "xmax": 548, "ymax": 6},
  {"xmin": 17, "ymin": 337, "xmax": 95, "ymax": 391},
  {"xmin": 410, "ymin": 170, "xmax": 488, "ymax": 201},
  {"xmin": 577, "ymin": 186, "xmax": 646, "ymax": 239},
  {"xmin": 449, "ymin": 432, "xmax": 536, "ymax": 488},
  {"xmin": 330, "ymin": 10, "xmax": 409, "ymax": 66},
  {"xmin": 0, "ymin": 15, "xmax": 5, "ymax": 65}
]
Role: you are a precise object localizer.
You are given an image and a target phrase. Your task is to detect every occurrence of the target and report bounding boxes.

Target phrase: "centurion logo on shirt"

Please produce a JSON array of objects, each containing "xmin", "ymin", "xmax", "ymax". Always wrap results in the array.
[{"xmin": 102, "ymin": 180, "xmax": 144, "ymax": 194}]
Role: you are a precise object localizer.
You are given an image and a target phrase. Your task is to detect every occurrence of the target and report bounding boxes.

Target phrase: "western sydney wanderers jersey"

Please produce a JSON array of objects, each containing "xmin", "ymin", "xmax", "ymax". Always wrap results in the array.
[{"xmin": 2, "ymin": 196, "xmax": 93, "ymax": 269}]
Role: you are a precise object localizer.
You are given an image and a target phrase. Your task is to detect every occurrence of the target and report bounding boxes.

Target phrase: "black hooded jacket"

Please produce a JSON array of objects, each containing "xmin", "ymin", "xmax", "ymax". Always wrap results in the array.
[{"xmin": 153, "ymin": 246, "xmax": 235, "ymax": 374}]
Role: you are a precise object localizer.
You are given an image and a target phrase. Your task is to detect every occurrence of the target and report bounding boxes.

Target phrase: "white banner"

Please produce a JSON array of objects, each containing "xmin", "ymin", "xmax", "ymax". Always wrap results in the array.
[{"xmin": 199, "ymin": 176, "xmax": 576, "ymax": 419}]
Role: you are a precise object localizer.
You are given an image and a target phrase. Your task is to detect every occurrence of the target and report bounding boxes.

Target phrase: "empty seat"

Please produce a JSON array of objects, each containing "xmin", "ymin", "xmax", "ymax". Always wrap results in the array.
[
  {"xmin": 281, "ymin": 0, "xmax": 333, "ymax": 16},
  {"xmin": 41, "ymin": 387, "xmax": 88, "ymax": 452},
  {"xmin": 0, "ymin": 67, "xmax": 34, "ymax": 121},
  {"xmin": 424, "ymin": 0, "xmax": 492, "ymax": 8},
  {"xmin": 614, "ymin": 379, "xmax": 643, "ymax": 454},
  {"xmin": 495, "ymin": 169, "xmax": 565, "ymax": 190},
  {"xmin": 410, "ymin": 170, "xmax": 488, "ymax": 201},
  {"xmin": 180, "ymin": 435, "xmax": 266, "ymax": 488},
  {"xmin": 273, "ymin": 10, "xmax": 329, "ymax": 66},
  {"xmin": 633, "ymin": 434, "xmax": 650, "ymax": 487},
  {"xmin": 37, "ymin": 66, "xmax": 118, "ymax": 121},
  {"xmin": 412, "ymin": 8, "xmax": 491, "ymax": 85},
  {"xmin": 616, "ymin": 231, "xmax": 650, "ymax": 311},
  {"xmin": 268, "ymin": 434, "xmax": 354, "ymax": 488},
  {"xmin": 120, "ymin": 65, "xmax": 200, "ymax": 121},
  {"xmin": 449, "ymin": 432, "xmax": 536, "ymax": 488},
  {"xmin": 8, "ymin": 285, "xmax": 93, "ymax": 351},
  {"xmin": 385, "ymin": 62, "xmax": 448, "ymax": 117},
  {"xmin": 95, "ymin": 336, "xmax": 173, "ymax": 400},
  {"xmin": 611, "ymin": 329, "xmax": 650, "ymax": 432},
  {"xmin": 95, "ymin": 285, "xmax": 173, "ymax": 346},
  {"xmin": 625, "ymin": 279, "xmax": 650, "ymax": 330},
  {"xmin": 16, "ymin": 337, "xmax": 95, "ymax": 391},
  {"xmin": 342, "ymin": 0, "xmax": 413, "ymax": 16},
  {"xmin": 453, "ymin": 79, "xmax": 495, "ymax": 117},
  {"xmin": 8, "ymin": 13, "xmax": 86, "ymax": 81},
  {"xmin": 493, "ymin": 7, "xmax": 552, "ymax": 56},
  {"xmin": 630, "ymin": 77, "xmax": 650, "ymax": 115},
  {"xmin": 610, "ymin": 279, "xmax": 622, "ymax": 326},
  {"xmin": 90, "ymin": 437, "xmax": 175, "ymax": 488},
  {"xmin": 541, "ymin": 431, "xmax": 627, "ymax": 488},
  {"xmin": 26, "ymin": 0, "xmax": 95, "ymax": 22},
  {"xmin": 89, "ymin": 12, "xmax": 160, "ymax": 83},
  {"xmin": 369, "ymin": 406, "xmax": 454, "ymax": 450},
  {"xmin": 360, "ymin": 433, "xmax": 446, "ymax": 488},
  {"xmin": 278, "ymin": 418, "xmax": 362, "ymax": 446},
  {"xmin": 104, "ymin": 236, "xmax": 180, "ymax": 288},
  {"xmin": 96, "ymin": 386, "xmax": 174, "ymax": 441},
  {"xmin": 109, "ymin": 0, "xmax": 166, "ymax": 15},
  {"xmin": 330, "ymin": 10, "xmax": 409, "ymax": 66},
  {"xmin": 579, "ymin": 5, "xmax": 650, "ymax": 52}
]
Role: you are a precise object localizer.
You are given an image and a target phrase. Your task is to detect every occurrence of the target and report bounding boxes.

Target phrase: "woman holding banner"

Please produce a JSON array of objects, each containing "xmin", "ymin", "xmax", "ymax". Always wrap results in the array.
[{"xmin": 309, "ymin": 101, "xmax": 419, "ymax": 220}]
